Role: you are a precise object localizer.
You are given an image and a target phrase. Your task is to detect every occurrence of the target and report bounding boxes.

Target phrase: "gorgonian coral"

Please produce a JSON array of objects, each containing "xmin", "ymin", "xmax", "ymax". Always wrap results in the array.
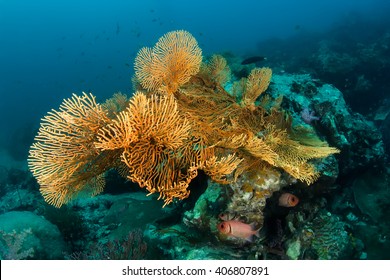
[
  {"xmin": 134, "ymin": 30, "xmax": 202, "ymax": 94},
  {"xmin": 96, "ymin": 92, "xmax": 198, "ymax": 206},
  {"xmin": 28, "ymin": 93, "xmax": 117, "ymax": 207},
  {"xmin": 29, "ymin": 30, "xmax": 339, "ymax": 208}
]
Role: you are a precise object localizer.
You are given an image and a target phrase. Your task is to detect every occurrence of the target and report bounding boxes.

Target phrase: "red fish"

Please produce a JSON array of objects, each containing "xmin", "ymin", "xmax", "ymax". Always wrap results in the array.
[
  {"xmin": 278, "ymin": 193, "xmax": 299, "ymax": 207},
  {"xmin": 217, "ymin": 220, "xmax": 260, "ymax": 242}
]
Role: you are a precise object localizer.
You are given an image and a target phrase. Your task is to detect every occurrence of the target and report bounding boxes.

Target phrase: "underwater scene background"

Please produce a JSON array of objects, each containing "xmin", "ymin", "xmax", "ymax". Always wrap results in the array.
[{"xmin": 0, "ymin": 0, "xmax": 390, "ymax": 260}]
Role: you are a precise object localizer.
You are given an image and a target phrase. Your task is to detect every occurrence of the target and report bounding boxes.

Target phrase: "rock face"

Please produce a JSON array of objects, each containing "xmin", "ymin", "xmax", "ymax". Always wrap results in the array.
[
  {"xmin": 285, "ymin": 210, "xmax": 353, "ymax": 260},
  {"xmin": 101, "ymin": 193, "xmax": 175, "ymax": 240},
  {"xmin": 0, "ymin": 211, "xmax": 68, "ymax": 259},
  {"xmin": 269, "ymin": 74, "xmax": 385, "ymax": 174},
  {"xmin": 381, "ymin": 112, "xmax": 390, "ymax": 156}
]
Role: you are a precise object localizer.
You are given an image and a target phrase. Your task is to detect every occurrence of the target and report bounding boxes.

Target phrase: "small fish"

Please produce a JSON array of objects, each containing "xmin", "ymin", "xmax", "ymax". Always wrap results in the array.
[
  {"xmin": 278, "ymin": 193, "xmax": 299, "ymax": 207},
  {"xmin": 241, "ymin": 56, "xmax": 267, "ymax": 65},
  {"xmin": 217, "ymin": 220, "xmax": 260, "ymax": 242}
]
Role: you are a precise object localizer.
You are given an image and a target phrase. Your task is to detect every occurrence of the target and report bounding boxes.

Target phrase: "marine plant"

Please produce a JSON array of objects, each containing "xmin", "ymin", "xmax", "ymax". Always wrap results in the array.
[{"xmin": 28, "ymin": 30, "xmax": 339, "ymax": 208}]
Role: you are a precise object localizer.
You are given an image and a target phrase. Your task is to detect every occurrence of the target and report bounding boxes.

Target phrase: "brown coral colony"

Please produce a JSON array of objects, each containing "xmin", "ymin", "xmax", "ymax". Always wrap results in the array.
[{"xmin": 28, "ymin": 30, "xmax": 339, "ymax": 208}]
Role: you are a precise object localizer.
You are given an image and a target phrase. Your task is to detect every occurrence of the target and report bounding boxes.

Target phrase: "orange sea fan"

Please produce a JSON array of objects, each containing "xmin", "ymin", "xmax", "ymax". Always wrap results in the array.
[
  {"xmin": 202, "ymin": 154, "xmax": 243, "ymax": 184},
  {"xmin": 200, "ymin": 54, "xmax": 231, "ymax": 86},
  {"xmin": 262, "ymin": 124, "xmax": 339, "ymax": 184},
  {"xmin": 28, "ymin": 30, "xmax": 342, "ymax": 209},
  {"xmin": 96, "ymin": 92, "xmax": 191, "ymax": 151},
  {"xmin": 95, "ymin": 91, "xmax": 203, "ymax": 206},
  {"xmin": 241, "ymin": 67, "xmax": 272, "ymax": 109},
  {"xmin": 134, "ymin": 47, "xmax": 158, "ymax": 91},
  {"xmin": 134, "ymin": 30, "xmax": 202, "ymax": 94},
  {"xmin": 128, "ymin": 92, "xmax": 191, "ymax": 150},
  {"xmin": 28, "ymin": 92, "xmax": 115, "ymax": 207},
  {"xmin": 102, "ymin": 92, "xmax": 129, "ymax": 118},
  {"xmin": 95, "ymin": 108, "xmax": 136, "ymax": 151}
]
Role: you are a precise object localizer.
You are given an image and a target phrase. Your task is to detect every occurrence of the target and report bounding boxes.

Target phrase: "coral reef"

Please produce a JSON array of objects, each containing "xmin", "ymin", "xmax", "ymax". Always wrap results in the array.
[
  {"xmin": 223, "ymin": 167, "xmax": 290, "ymax": 234},
  {"xmin": 0, "ymin": 18, "xmax": 388, "ymax": 260},
  {"xmin": 28, "ymin": 30, "xmax": 339, "ymax": 210},
  {"xmin": 24, "ymin": 30, "xmax": 387, "ymax": 260}
]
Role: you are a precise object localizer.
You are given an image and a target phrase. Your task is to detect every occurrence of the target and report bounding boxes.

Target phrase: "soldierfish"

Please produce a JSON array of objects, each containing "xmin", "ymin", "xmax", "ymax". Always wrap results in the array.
[
  {"xmin": 217, "ymin": 220, "xmax": 260, "ymax": 242},
  {"xmin": 278, "ymin": 193, "xmax": 299, "ymax": 207}
]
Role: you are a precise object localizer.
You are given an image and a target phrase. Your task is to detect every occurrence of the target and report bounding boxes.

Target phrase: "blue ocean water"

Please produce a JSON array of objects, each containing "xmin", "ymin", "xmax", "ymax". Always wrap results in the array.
[{"xmin": 1, "ymin": 0, "xmax": 390, "ymax": 261}]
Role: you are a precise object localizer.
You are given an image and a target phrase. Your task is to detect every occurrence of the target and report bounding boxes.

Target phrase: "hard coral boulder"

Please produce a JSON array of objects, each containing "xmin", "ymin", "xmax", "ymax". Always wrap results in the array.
[{"xmin": 0, "ymin": 211, "xmax": 68, "ymax": 259}]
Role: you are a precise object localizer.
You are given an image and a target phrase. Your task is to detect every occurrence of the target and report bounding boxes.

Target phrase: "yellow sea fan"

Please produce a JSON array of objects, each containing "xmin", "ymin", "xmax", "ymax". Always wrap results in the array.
[
  {"xmin": 232, "ymin": 78, "xmax": 246, "ymax": 99},
  {"xmin": 280, "ymin": 162, "xmax": 320, "ymax": 185},
  {"xmin": 95, "ymin": 108, "xmax": 136, "ymax": 151},
  {"xmin": 243, "ymin": 135, "xmax": 278, "ymax": 166},
  {"xmin": 96, "ymin": 91, "xmax": 202, "ymax": 206},
  {"xmin": 28, "ymin": 29, "xmax": 342, "ymax": 209},
  {"xmin": 102, "ymin": 92, "xmax": 129, "ymax": 118},
  {"xmin": 134, "ymin": 47, "xmax": 159, "ymax": 91},
  {"xmin": 241, "ymin": 67, "xmax": 272, "ymax": 109},
  {"xmin": 129, "ymin": 92, "xmax": 191, "ymax": 150},
  {"xmin": 202, "ymin": 154, "xmax": 243, "ymax": 184},
  {"xmin": 96, "ymin": 92, "xmax": 191, "ymax": 151},
  {"xmin": 263, "ymin": 125, "xmax": 339, "ymax": 184},
  {"xmin": 28, "ymin": 92, "xmax": 114, "ymax": 207},
  {"xmin": 134, "ymin": 30, "xmax": 202, "ymax": 94},
  {"xmin": 214, "ymin": 132, "xmax": 249, "ymax": 150},
  {"xmin": 200, "ymin": 54, "xmax": 231, "ymax": 85}
]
